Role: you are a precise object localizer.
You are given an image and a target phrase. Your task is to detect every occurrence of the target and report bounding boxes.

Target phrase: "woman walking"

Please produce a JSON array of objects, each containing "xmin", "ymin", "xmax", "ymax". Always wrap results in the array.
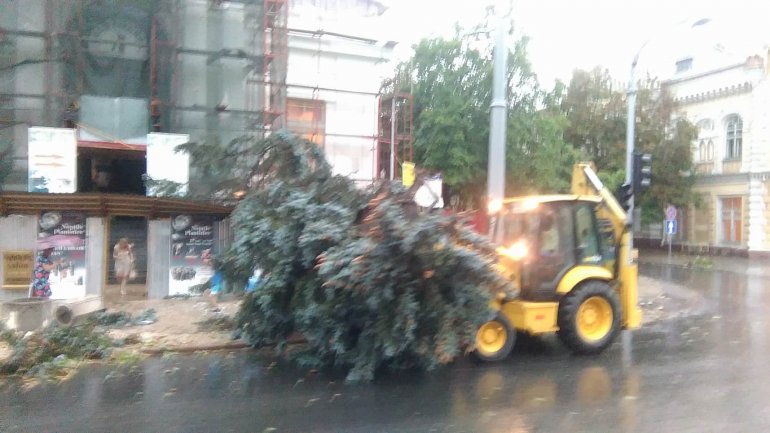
[
  {"xmin": 31, "ymin": 246, "xmax": 59, "ymax": 298},
  {"xmin": 113, "ymin": 237, "xmax": 134, "ymax": 296}
]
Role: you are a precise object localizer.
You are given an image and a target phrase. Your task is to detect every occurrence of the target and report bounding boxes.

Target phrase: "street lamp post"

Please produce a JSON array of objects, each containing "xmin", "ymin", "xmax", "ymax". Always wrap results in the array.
[{"xmin": 487, "ymin": 8, "xmax": 509, "ymax": 206}]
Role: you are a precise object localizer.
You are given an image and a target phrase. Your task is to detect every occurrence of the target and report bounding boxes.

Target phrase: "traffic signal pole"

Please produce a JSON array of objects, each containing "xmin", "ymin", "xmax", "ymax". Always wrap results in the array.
[{"xmin": 625, "ymin": 53, "xmax": 639, "ymax": 260}]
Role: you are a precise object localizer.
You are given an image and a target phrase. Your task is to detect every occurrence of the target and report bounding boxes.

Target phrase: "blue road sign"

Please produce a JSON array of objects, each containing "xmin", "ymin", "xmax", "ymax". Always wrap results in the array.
[{"xmin": 665, "ymin": 219, "xmax": 677, "ymax": 235}]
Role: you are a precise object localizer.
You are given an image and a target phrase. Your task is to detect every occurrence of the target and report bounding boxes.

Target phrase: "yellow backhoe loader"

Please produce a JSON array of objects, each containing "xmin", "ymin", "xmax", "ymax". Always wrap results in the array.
[{"xmin": 473, "ymin": 163, "xmax": 642, "ymax": 360}]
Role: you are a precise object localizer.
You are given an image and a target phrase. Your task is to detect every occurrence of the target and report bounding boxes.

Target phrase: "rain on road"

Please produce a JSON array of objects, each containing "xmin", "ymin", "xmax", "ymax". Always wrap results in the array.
[{"xmin": 2, "ymin": 261, "xmax": 770, "ymax": 433}]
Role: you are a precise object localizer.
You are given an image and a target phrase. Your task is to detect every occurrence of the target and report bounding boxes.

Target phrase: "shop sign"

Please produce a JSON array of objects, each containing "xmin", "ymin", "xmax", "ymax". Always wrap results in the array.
[{"xmin": 3, "ymin": 250, "xmax": 34, "ymax": 289}]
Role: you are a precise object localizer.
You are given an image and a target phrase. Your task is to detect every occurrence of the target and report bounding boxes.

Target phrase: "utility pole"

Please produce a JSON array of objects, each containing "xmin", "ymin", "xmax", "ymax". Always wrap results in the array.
[{"xmin": 487, "ymin": 7, "xmax": 508, "ymax": 206}]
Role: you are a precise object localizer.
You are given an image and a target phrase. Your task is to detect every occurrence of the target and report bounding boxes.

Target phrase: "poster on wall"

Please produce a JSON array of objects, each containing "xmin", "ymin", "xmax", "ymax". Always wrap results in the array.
[
  {"xmin": 146, "ymin": 133, "xmax": 190, "ymax": 197},
  {"xmin": 169, "ymin": 214, "xmax": 215, "ymax": 295},
  {"xmin": 37, "ymin": 211, "xmax": 87, "ymax": 299},
  {"xmin": 28, "ymin": 127, "xmax": 77, "ymax": 193}
]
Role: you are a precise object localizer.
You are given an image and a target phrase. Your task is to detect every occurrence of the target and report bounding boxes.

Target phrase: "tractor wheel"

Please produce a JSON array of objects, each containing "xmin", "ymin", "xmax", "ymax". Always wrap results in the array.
[
  {"xmin": 557, "ymin": 280, "xmax": 620, "ymax": 355},
  {"xmin": 473, "ymin": 313, "xmax": 516, "ymax": 362}
]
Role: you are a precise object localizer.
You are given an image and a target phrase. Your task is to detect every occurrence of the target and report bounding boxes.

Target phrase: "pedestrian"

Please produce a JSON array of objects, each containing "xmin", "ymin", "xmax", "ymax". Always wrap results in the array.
[
  {"xmin": 113, "ymin": 237, "xmax": 134, "ymax": 296},
  {"xmin": 244, "ymin": 267, "xmax": 263, "ymax": 294},
  {"xmin": 30, "ymin": 246, "xmax": 59, "ymax": 298},
  {"xmin": 206, "ymin": 259, "xmax": 224, "ymax": 312}
]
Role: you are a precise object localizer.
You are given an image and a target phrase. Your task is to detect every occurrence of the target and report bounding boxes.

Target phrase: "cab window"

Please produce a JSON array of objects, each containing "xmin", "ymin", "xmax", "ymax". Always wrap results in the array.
[{"xmin": 575, "ymin": 204, "xmax": 601, "ymax": 263}]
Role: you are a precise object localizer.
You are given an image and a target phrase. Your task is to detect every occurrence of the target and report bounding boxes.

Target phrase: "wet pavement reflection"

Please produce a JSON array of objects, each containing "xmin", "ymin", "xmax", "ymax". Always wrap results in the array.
[{"xmin": 3, "ymin": 262, "xmax": 770, "ymax": 432}]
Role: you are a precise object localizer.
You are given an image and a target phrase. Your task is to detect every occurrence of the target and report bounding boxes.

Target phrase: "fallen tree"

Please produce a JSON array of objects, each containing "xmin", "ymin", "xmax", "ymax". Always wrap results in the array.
[{"xmin": 193, "ymin": 131, "xmax": 510, "ymax": 381}]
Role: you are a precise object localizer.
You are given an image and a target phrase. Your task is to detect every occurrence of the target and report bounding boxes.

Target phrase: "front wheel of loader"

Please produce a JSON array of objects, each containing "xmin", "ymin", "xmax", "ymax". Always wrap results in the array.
[
  {"xmin": 473, "ymin": 313, "xmax": 516, "ymax": 362},
  {"xmin": 557, "ymin": 281, "xmax": 620, "ymax": 355}
]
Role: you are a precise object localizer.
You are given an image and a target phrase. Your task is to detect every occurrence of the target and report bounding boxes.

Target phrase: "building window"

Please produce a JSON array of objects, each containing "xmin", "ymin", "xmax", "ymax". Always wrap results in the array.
[
  {"xmin": 696, "ymin": 118, "xmax": 714, "ymax": 132},
  {"xmin": 286, "ymin": 98, "xmax": 325, "ymax": 146},
  {"xmin": 725, "ymin": 115, "xmax": 743, "ymax": 160},
  {"xmin": 676, "ymin": 58, "xmax": 693, "ymax": 74},
  {"xmin": 698, "ymin": 139, "xmax": 714, "ymax": 162},
  {"xmin": 720, "ymin": 197, "xmax": 742, "ymax": 244}
]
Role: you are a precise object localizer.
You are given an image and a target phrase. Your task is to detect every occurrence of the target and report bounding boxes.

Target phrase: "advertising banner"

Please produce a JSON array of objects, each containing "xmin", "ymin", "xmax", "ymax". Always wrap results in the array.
[
  {"xmin": 37, "ymin": 211, "xmax": 87, "ymax": 298},
  {"xmin": 169, "ymin": 214, "xmax": 215, "ymax": 295},
  {"xmin": 146, "ymin": 133, "xmax": 190, "ymax": 197},
  {"xmin": 28, "ymin": 127, "xmax": 77, "ymax": 193}
]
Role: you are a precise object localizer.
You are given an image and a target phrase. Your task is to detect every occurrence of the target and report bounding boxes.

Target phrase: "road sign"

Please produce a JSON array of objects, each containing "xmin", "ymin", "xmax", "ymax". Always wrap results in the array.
[
  {"xmin": 665, "ymin": 205, "xmax": 677, "ymax": 220},
  {"xmin": 665, "ymin": 219, "xmax": 677, "ymax": 235}
]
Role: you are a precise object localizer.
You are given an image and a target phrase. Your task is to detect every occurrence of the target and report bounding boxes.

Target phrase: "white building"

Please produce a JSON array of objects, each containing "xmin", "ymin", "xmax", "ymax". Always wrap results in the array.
[
  {"xmin": 663, "ymin": 50, "xmax": 770, "ymax": 256},
  {"xmin": 0, "ymin": 0, "xmax": 397, "ymax": 300},
  {"xmin": 285, "ymin": 0, "xmax": 395, "ymax": 186}
]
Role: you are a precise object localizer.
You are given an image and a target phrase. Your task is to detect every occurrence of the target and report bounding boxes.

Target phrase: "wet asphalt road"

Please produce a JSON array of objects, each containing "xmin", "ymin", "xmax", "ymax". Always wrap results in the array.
[{"xmin": 2, "ymin": 261, "xmax": 770, "ymax": 433}]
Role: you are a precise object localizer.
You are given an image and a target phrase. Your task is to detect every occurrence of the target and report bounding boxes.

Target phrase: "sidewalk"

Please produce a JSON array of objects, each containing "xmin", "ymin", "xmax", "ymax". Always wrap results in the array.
[
  {"xmin": 638, "ymin": 247, "xmax": 770, "ymax": 277},
  {"xmin": 102, "ymin": 295, "xmax": 244, "ymax": 354}
]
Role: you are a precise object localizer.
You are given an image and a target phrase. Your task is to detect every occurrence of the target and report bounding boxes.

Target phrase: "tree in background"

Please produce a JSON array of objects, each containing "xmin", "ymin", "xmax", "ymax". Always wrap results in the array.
[
  {"xmin": 396, "ymin": 28, "xmax": 579, "ymax": 208},
  {"xmin": 560, "ymin": 68, "xmax": 698, "ymax": 221}
]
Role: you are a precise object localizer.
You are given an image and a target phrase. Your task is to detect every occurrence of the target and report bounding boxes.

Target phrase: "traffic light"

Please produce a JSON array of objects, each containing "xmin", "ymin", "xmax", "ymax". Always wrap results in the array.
[
  {"xmin": 633, "ymin": 153, "xmax": 652, "ymax": 192},
  {"xmin": 618, "ymin": 182, "xmax": 633, "ymax": 212}
]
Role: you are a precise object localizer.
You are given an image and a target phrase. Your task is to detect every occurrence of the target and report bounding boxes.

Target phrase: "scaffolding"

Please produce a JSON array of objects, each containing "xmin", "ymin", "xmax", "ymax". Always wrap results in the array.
[
  {"xmin": 376, "ymin": 78, "xmax": 413, "ymax": 180},
  {"xmin": 0, "ymin": 0, "xmax": 289, "ymax": 145}
]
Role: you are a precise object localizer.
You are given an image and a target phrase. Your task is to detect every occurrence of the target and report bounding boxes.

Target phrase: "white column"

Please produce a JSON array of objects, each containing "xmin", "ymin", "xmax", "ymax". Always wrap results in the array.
[
  {"xmin": 748, "ymin": 82, "xmax": 770, "ymax": 252},
  {"xmin": 85, "ymin": 217, "xmax": 105, "ymax": 296},
  {"xmin": 748, "ymin": 177, "xmax": 767, "ymax": 251}
]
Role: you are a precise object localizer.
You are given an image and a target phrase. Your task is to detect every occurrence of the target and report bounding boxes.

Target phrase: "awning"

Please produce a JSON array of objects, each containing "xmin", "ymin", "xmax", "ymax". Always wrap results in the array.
[
  {"xmin": 0, "ymin": 192, "xmax": 233, "ymax": 219},
  {"xmin": 78, "ymin": 140, "xmax": 146, "ymax": 152}
]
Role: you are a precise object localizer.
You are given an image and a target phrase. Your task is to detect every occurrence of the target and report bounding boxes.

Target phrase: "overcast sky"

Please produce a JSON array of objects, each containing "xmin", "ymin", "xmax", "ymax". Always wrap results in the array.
[{"xmin": 381, "ymin": 0, "xmax": 770, "ymax": 88}]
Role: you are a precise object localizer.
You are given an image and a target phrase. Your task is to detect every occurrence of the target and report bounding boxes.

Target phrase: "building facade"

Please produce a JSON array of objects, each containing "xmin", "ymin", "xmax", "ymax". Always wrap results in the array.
[
  {"xmin": 0, "ymin": 0, "xmax": 396, "ymax": 300},
  {"xmin": 663, "ymin": 52, "xmax": 770, "ymax": 256}
]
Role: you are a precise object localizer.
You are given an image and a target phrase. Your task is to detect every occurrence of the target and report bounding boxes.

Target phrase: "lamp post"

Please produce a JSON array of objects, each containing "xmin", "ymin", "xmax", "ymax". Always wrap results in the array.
[
  {"xmin": 624, "ymin": 17, "xmax": 710, "ymax": 257},
  {"xmin": 487, "ymin": 5, "xmax": 509, "ymax": 207}
]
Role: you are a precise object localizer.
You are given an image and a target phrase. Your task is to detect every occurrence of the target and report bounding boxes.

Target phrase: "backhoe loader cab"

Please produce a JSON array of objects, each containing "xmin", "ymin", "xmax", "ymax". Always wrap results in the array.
[{"xmin": 473, "ymin": 164, "xmax": 641, "ymax": 361}]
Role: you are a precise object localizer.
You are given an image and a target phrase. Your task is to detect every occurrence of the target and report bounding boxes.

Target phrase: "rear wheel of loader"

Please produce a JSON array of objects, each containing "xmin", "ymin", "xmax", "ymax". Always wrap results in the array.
[
  {"xmin": 557, "ymin": 281, "xmax": 620, "ymax": 355},
  {"xmin": 473, "ymin": 313, "xmax": 516, "ymax": 362}
]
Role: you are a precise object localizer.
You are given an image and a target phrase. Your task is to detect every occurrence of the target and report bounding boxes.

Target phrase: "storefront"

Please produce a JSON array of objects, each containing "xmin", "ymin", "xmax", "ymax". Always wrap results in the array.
[{"xmin": 0, "ymin": 192, "xmax": 231, "ymax": 301}]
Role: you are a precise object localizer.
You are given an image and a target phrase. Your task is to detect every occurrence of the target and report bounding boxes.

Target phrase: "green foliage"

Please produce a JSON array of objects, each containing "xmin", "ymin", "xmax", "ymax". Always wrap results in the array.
[
  {"xmin": 634, "ymin": 88, "xmax": 698, "ymax": 223},
  {"xmin": 84, "ymin": 309, "xmax": 158, "ymax": 327},
  {"xmin": 1, "ymin": 324, "xmax": 113, "ymax": 376},
  {"xmin": 142, "ymin": 176, "xmax": 188, "ymax": 198},
  {"xmin": 560, "ymin": 69, "xmax": 698, "ymax": 218},
  {"xmin": 308, "ymin": 187, "xmax": 507, "ymax": 382},
  {"xmin": 0, "ymin": 140, "xmax": 13, "ymax": 191},
  {"xmin": 228, "ymin": 132, "xmax": 508, "ymax": 382},
  {"xmin": 196, "ymin": 315, "xmax": 236, "ymax": 332},
  {"xmin": 397, "ymin": 29, "xmax": 573, "ymax": 206}
]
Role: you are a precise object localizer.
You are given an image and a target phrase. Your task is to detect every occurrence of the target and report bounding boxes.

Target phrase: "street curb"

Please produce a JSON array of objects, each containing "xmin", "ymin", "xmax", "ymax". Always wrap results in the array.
[
  {"xmin": 141, "ymin": 341, "xmax": 250, "ymax": 355},
  {"xmin": 139, "ymin": 334, "xmax": 307, "ymax": 355}
]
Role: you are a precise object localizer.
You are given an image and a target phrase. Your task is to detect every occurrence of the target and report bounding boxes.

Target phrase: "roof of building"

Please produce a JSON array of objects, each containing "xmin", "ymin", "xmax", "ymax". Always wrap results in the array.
[{"xmin": 661, "ymin": 62, "xmax": 748, "ymax": 86}]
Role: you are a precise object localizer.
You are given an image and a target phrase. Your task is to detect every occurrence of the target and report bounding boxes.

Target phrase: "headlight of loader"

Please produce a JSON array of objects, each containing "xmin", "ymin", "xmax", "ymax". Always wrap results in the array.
[{"xmin": 498, "ymin": 240, "xmax": 528, "ymax": 261}]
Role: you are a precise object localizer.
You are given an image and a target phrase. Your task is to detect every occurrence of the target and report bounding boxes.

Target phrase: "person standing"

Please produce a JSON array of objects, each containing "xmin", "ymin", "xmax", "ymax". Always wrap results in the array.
[
  {"xmin": 31, "ymin": 246, "xmax": 58, "ymax": 298},
  {"xmin": 113, "ymin": 237, "xmax": 134, "ymax": 296},
  {"xmin": 206, "ymin": 260, "xmax": 224, "ymax": 312}
]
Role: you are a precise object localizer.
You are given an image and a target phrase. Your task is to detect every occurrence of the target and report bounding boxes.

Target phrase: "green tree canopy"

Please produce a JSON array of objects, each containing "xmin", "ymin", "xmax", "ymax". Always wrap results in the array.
[
  {"xmin": 395, "ymin": 30, "xmax": 579, "ymax": 208},
  {"xmin": 560, "ymin": 68, "xmax": 698, "ymax": 221}
]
